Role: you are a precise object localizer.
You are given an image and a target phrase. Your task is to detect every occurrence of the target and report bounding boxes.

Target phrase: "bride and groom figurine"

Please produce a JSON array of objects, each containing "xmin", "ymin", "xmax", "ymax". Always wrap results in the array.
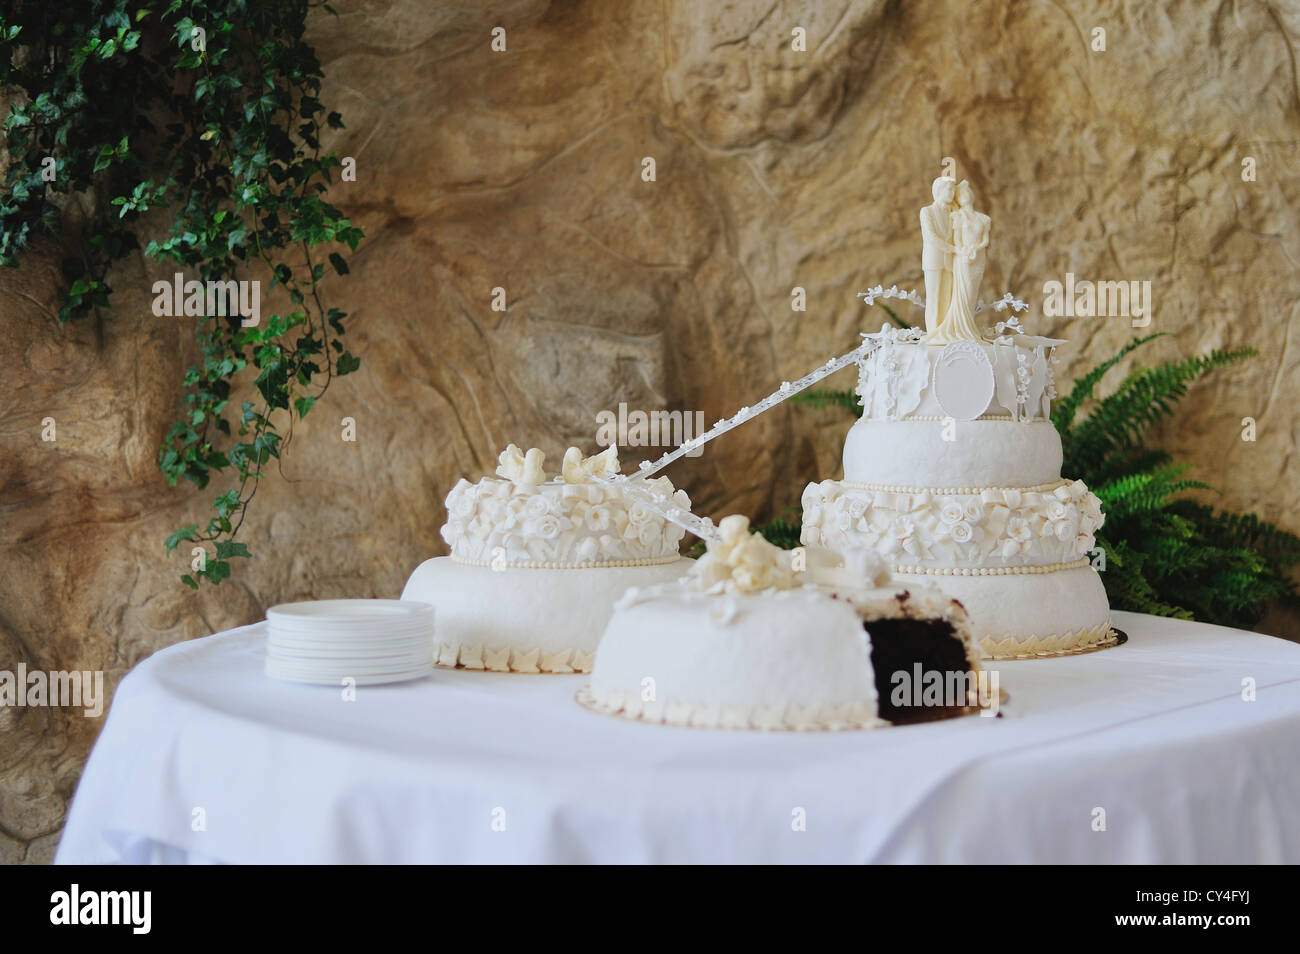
[{"xmin": 920, "ymin": 175, "xmax": 991, "ymax": 343}]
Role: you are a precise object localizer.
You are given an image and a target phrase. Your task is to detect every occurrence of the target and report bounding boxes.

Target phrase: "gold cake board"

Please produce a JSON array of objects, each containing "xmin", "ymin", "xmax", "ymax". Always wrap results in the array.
[{"xmin": 982, "ymin": 627, "xmax": 1127, "ymax": 662}]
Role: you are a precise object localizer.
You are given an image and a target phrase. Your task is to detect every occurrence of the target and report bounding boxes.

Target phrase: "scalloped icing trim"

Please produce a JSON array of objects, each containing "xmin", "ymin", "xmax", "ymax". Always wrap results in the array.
[
  {"xmin": 979, "ymin": 621, "xmax": 1119, "ymax": 660},
  {"xmin": 577, "ymin": 685, "xmax": 886, "ymax": 732},
  {"xmin": 435, "ymin": 641, "xmax": 596, "ymax": 674}
]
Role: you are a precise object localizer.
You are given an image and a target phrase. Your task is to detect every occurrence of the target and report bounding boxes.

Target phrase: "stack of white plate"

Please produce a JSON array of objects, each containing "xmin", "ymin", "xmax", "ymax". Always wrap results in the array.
[{"xmin": 265, "ymin": 599, "xmax": 435, "ymax": 686}]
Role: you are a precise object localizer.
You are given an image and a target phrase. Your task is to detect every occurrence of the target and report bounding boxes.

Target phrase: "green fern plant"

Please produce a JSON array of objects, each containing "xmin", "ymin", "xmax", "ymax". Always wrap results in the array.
[{"xmin": 774, "ymin": 330, "xmax": 1300, "ymax": 629}]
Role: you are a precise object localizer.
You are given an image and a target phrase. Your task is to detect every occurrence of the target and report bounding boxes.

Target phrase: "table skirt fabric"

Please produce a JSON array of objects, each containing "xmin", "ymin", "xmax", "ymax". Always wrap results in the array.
[{"xmin": 55, "ymin": 611, "xmax": 1300, "ymax": 864}]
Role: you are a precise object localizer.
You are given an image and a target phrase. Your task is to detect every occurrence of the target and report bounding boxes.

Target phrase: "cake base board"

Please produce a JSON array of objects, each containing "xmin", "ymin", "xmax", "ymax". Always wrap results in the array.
[{"xmin": 982, "ymin": 627, "xmax": 1127, "ymax": 661}]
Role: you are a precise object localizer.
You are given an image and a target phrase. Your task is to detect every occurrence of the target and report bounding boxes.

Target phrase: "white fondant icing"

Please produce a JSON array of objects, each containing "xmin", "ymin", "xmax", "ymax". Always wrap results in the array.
[
  {"xmin": 890, "ymin": 563, "xmax": 1112, "ymax": 658},
  {"xmin": 856, "ymin": 338, "xmax": 1059, "ymax": 422},
  {"xmin": 401, "ymin": 556, "xmax": 694, "ymax": 667},
  {"xmin": 842, "ymin": 417, "xmax": 1065, "ymax": 487},
  {"xmin": 589, "ymin": 585, "xmax": 880, "ymax": 714},
  {"xmin": 586, "ymin": 579, "xmax": 984, "ymax": 730}
]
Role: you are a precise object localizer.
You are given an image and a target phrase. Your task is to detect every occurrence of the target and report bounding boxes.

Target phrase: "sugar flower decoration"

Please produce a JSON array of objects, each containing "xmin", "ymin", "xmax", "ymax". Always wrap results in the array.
[{"xmin": 689, "ymin": 515, "xmax": 796, "ymax": 595}]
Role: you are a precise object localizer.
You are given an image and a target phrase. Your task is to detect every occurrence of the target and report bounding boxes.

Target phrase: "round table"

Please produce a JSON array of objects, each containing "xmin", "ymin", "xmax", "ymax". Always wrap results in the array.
[{"xmin": 57, "ymin": 611, "xmax": 1300, "ymax": 864}]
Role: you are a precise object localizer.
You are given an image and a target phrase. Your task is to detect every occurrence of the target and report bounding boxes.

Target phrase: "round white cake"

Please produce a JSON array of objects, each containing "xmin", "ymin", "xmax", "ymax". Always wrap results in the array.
[
  {"xmin": 585, "ymin": 584, "xmax": 883, "ymax": 729},
  {"xmin": 402, "ymin": 444, "xmax": 694, "ymax": 673},
  {"xmin": 580, "ymin": 518, "xmax": 989, "ymax": 730}
]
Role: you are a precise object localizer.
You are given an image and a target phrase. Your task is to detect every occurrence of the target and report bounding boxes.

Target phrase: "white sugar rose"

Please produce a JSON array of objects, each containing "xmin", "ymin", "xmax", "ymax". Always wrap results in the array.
[
  {"xmin": 529, "ymin": 514, "xmax": 562, "ymax": 540},
  {"xmin": 451, "ymin": 491, "xmax": 475, "ymax": 518},
  {"xmin": 637, "ymin": 522, "xmax": 661, "ymax": 548},
  {"xmin": 848, "ymin": 496, "xmax": 868, "ymax": 519},
  {"xmin": 949, "ymin": 520, "xmax": 974, "ymax": 544},
  {"xmin": 628, "ymin": 503, "xmax": 652, "ymax": 526},
  {"xmin": 940, "ymin": 501, "xmax": 965, "ymax": 525},
  {"xmin": 1046, "ymin": 499, "xmax": 1068, "ymax": 521},
  {"xmin": 525, "ymin": 495, "xmax": 552, "ymax": 518}
]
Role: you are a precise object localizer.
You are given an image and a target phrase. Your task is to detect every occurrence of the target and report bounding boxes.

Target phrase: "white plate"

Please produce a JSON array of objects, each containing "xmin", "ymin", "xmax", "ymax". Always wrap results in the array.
[
  {"xmin": 267, "ymin": 633, "xmax": 433, "ymax": 650},
  {"xmin": 264, "ymin": 665, "xmax": 432, "ymax": 687},
  {"xmin": 266, "ymin": 644, "xmax": 432, "ymax": 660},
  {"xmin": 264, "ymin": 654, "xmax": 432, "ymax": 672},
  {"xmin": 267, "ymin": 599, "xmax": 433, "ymax": 625}
]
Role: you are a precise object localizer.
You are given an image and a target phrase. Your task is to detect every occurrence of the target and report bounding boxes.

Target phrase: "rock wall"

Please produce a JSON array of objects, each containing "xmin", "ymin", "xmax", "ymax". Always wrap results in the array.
[{"xmin": 2, "ymin": 0, "xmax": 1298, "ymax": 861}]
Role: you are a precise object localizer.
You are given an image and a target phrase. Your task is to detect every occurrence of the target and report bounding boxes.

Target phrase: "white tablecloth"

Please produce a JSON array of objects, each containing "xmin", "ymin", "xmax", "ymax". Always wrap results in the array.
[{"xmin": 57, "ymin": 611, "xmax": 1300, "ymax": 864}]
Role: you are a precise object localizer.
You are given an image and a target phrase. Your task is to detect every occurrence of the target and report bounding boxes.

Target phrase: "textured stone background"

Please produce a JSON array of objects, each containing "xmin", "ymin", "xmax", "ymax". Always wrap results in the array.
[{"xmin": 2, "ymin": 0, "xmax": 1298, "ymax": 861}]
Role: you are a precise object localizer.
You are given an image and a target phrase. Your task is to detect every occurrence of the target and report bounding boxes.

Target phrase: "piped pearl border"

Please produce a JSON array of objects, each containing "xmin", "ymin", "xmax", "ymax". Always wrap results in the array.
[
  {"xmin": 845, "ymin": 478, "xmax": 1069, "ymax": 495},
  {"xmin": 863, "ymin": 414, "xmax": 1018, "ymax": 422},
  {"xmin": 891, "ymin": 558, "xmax": 1090, "ymax": 576},
  {"xmin": 449, "ymin": 554, "xmax": 683, "ymax": 570},
  {"xmin": 435, "ymin": 641, "xmax": 595, "ymax": 674}
]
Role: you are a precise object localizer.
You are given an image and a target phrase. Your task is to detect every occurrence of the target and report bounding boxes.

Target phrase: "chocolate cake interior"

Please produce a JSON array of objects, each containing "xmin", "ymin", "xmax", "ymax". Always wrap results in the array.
[{"xmin": 864, "ymin": 617, "xmax": 975, "ymax": 725}]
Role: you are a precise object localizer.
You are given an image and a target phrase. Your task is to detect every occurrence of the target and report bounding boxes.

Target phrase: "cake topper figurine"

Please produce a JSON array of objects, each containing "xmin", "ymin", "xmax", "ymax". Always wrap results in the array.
[
  {"xmin": 919, "ymin": 175, "xmax": 957, "ymax": 335},
  {"xmin": 926, "ymin": 178, "xmax": 991, "ymax": 344}
]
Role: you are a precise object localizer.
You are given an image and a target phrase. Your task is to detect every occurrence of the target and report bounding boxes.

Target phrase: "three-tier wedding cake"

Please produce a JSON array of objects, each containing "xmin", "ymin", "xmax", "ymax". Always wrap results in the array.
[{"xmin": 800, "ymin": 175, "xmax": 1117, "ymax": 659}]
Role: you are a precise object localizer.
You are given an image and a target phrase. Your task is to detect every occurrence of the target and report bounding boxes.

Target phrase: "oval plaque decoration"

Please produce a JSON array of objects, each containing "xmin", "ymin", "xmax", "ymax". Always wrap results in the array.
[{"xmin": 932, "ymin": 341, "xmax": 995, "ymax": 421}]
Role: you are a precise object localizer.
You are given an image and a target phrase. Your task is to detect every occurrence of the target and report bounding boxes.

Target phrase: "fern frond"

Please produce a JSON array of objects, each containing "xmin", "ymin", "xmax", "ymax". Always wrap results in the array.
[
  {"xmin": 1094, "ymin": 464, "xmax": 1216, "ymax": 521},
  {"xmin": 1066, "ymin": 346, "xmax": 1256, "ymax": 466},
  {"xmin": 1168, "ymin": 502, "xmax": 1300, "ymax": 565},
  {"xmin": 1052, "ymin": 333, "xmax": 1164, "ymax": 436},
  {"xmin": 1096, "ymin": 536, "xmax": 1195, "ymax": 619},
  {"xmin": 753, "ymin": 519, "xmax": 803, "ymax": 550},
  {"xmin": 1078, "ymin": 447, "xmax": 1174, "ymax": 488},
  {"xmin": 790, "ymin": 388, "xmax": 863, "ymax": 417}
]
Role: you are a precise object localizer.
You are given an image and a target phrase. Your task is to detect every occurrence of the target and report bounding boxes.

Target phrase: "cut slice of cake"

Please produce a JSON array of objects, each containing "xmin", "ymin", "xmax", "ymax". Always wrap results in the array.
[{"xmin": 579, "ymin": 518, "xmax": 995, "ymax": 730}]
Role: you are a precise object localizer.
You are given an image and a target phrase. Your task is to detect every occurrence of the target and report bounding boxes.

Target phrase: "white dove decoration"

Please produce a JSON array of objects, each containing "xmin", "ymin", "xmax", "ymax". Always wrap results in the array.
[
  {"xmin": 561, "ymin": 444, "xmax": 619, "ymax": 484},
  {"xmin": 494, "ymin": 443, "xmax": 547, "ymax": 487}
]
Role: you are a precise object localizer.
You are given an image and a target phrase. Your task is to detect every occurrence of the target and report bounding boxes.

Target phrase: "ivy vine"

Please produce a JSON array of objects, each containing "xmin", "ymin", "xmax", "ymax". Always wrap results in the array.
[{"xmin": 0, "ymin": 0, "xmax": 362, "ymax": 586}]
